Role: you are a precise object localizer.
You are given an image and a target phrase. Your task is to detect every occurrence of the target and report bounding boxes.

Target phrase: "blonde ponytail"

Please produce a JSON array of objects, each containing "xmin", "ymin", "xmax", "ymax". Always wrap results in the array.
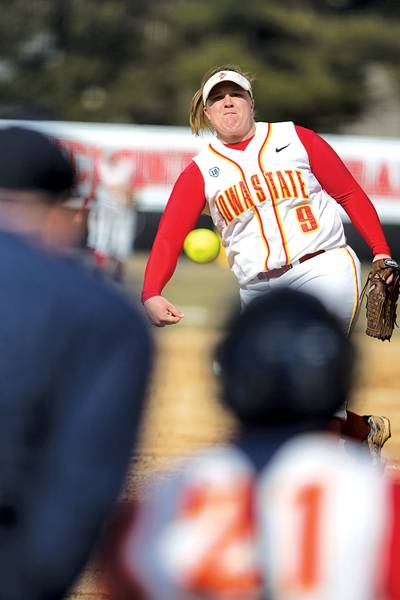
[{"xmin": 189, "ymin": 89, "xmax": 209, "ymax": 136}]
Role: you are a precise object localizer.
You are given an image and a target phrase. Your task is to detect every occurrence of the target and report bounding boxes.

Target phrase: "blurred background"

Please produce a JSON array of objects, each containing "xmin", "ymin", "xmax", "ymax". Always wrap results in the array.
[
  {"xmin": 2, "ymin": 0, "xmax": 400, "ymax": 256},
  {"xmin": 1, "ymin": 0, "xmax": 400, "ymax": 254},
  {"xmin": 1, "ymin": 0, "xmax": 399, "ymax": 132}
]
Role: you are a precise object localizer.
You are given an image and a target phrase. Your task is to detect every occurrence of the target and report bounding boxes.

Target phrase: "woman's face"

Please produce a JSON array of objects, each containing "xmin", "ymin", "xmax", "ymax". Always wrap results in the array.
[{"xmin": 203, "ymin": 81, "xmax": 255, "ymax": 143}]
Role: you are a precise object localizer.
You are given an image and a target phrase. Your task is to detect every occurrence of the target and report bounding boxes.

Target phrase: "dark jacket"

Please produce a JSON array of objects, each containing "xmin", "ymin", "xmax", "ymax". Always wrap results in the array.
[{"xmin": 0, "ymin": 231, "xmax": 152, "ymax": 600}]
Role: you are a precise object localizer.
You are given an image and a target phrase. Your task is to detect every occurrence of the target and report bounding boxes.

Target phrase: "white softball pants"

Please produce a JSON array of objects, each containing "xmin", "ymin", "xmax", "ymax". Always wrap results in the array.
[{"xmin": 239, "ymin": 246, "xmax": 362, "ymax": 335}]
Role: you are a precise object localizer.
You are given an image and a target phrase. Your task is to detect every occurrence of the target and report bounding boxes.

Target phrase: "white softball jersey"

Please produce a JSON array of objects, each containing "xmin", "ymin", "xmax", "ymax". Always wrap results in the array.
[
  {"xmin": 111, "ymin": 438, "xmax": 399, "ymax": 600},
  {"xmin": 193, "ymin": 121, "xmax": 347, "ymax": 286}
]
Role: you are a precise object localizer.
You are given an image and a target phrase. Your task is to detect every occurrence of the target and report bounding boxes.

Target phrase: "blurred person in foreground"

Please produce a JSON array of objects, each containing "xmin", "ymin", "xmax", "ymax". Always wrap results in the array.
[
  {"xmin": 142, "ymin": 63, "xmax": 392, "ymax": 458},
  {"xmin": 99, "ymin": 288, "xmax": 400, "ymax": 600},
  {"xmin": 0, "ymin": 126, "xmax": 153, "ymax": 600}
]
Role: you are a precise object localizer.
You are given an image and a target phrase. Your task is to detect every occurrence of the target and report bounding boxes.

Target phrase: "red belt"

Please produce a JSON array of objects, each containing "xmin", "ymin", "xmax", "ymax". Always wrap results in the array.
[{"xmin": 256, "ymin": 249, "xmax": 326, "ymax": 282}]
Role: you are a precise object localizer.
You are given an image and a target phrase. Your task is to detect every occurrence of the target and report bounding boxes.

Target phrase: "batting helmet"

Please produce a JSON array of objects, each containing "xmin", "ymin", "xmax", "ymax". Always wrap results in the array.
[{"xmin": 215, "ymin": 288, "xmax": 356, "ymax": 425}]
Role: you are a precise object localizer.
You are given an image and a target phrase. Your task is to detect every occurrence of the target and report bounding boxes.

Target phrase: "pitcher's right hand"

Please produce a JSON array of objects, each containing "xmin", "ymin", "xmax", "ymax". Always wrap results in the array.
[{"xmin": 144, "ymin": 296, "xmax": 184, "ymax": 327}]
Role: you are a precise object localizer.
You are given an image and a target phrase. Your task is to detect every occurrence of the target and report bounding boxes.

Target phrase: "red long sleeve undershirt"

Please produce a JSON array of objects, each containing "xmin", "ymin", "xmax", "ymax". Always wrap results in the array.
[{"xmin": 141, "ymin": 125, "xmax": 390, "ymax": 303}]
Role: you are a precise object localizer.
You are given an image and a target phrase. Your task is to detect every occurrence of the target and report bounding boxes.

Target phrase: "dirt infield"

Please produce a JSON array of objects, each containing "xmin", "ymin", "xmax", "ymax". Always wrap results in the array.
[
  {"xmin": 69, "ymin": 254, "xmax": 400, "ymax": 597},
  {"xmin": 137, "ymin": 328, "xmax": 400, "ymax": 465},
  {"xmin": 138, "ymin": 327, "xmax": 400, "ymax": 477}
]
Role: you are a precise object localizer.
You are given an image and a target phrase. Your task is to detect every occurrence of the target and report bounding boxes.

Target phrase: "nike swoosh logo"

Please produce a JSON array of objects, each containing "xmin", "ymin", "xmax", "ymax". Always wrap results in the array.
[{"xmin": 275, "ymin": 143, "xmax": 290, "ymax": 153}]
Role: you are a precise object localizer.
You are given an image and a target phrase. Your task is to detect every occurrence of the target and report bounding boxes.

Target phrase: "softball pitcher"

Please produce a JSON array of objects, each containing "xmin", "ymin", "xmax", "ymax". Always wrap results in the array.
[{"xmin": 142, "ymin": 64, "xmax": 392, "ymax": 451}]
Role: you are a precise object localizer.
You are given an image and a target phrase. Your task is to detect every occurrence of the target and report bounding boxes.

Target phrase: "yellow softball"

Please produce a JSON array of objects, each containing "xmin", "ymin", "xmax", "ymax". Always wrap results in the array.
[{"xmin": 183, "ymin": 228, "xmax": 221, "ymax": 264}]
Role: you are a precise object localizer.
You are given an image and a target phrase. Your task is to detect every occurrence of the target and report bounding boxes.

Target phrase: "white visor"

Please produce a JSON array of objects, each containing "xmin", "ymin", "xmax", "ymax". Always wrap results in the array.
[{"xmin": 202, "ymin": 70, "xmax": 253, "ymax": 104}]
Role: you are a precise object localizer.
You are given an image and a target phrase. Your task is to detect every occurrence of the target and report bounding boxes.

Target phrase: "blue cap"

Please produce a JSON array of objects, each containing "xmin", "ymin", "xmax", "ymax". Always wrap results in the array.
[{"xmin": 0, "ymin": 126, "xmax": 76, "ymax": 197}]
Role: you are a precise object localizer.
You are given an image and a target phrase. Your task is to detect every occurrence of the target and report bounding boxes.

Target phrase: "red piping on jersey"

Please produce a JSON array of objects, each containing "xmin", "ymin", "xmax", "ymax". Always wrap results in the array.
[
  {"xmin": 208, "ymin": 144, "xmax": 271, "ymax": 263},
  {"xmin": 258, "ymin": 123, "xmax": 290, "ymax": 268}
]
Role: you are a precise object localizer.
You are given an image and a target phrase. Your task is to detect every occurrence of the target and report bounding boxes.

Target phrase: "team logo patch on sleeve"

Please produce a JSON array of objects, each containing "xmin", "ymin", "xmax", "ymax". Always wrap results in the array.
[{"xmin": 209, "ymin": 167, "xmax": 220, "ymax": 178}]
